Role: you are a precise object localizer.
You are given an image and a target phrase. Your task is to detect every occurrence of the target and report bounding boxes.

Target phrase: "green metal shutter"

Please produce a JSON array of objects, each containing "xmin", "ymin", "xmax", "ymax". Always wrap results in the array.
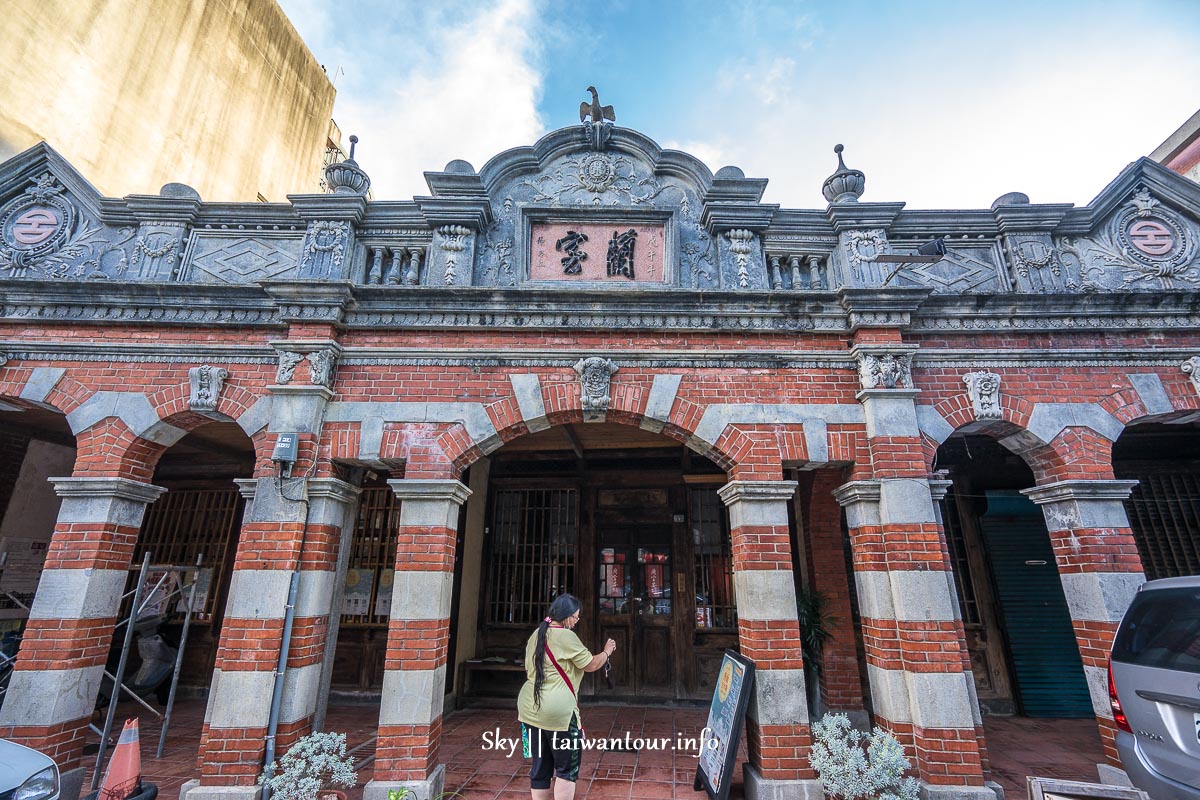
[{"xmin": 978, "ymin": 491, "xmax": 1093, "ymax": 718}]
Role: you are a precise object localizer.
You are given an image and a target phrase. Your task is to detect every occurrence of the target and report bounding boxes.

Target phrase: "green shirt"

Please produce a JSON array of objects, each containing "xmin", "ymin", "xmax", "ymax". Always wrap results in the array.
[{"xmin": 516, "ymin": 627, "xmax": 594, "ymax": 731}]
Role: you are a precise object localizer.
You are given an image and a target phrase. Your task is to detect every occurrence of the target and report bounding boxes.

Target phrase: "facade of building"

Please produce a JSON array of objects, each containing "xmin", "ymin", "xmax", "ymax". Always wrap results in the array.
[
  {"xmin": 0, "ymin": 110, "xmax": 1198, "ymax": 800},
  {"xmin": 0, "ymin": 0, "xmax": 336, "ymax": 202},
  {"xmin": 1154, "ymin": 109, "xmax": 1200, "ymax": 183}
]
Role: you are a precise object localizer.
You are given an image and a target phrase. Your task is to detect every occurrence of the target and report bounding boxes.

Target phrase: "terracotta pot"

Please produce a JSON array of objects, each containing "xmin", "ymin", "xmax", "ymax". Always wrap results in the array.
[{"xmin": 317, "ymin": 790, "xmax": 348, "ymax": 800}]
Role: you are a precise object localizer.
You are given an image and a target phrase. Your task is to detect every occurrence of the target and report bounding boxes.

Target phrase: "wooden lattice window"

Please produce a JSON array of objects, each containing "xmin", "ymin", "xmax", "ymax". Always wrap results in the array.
[
  {"xmin": 135, "ymin": 488, "xmax": 242, "ymax": 622},
  {"xmin": 341, "ymin": 487, "xmax": 401, "ymax": 626},
  {"xmin": 690, "ymin": 488, "xmax": 736, "ymax": 630},
  {"xmin": 485, "ymin": 488, "xmax": 578, "ymax": 626},
  {"xmin": 939, "ymin": 490, "xmax": 981, "ymax": 625},
  {"xmin": 1124, "ymin": 473, "xmax": 1200, "ymax": 581}
]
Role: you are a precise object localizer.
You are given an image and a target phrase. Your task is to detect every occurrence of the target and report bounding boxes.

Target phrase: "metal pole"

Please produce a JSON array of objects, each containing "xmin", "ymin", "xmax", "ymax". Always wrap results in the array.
[
  {"xmin": 92, "ymin": 552, "xmax": 151, "ymax": 791},
  {"xmin": 157, "ymin": 553, "xmax": 203, "ymax": 758}
]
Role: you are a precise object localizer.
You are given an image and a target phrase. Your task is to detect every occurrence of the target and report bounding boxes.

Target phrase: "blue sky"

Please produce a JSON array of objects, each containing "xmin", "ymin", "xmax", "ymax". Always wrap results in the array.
[{"xmin": 279, "ymin": 0, "xmax": 1200, "ymax": 208}]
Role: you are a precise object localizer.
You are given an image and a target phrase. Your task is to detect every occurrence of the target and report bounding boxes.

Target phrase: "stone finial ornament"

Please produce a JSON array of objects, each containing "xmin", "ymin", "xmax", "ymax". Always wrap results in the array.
[
  {"xmin": 574, "ymin": 356, "xmax": 618, "ymax": 419},
  {"xmin": 188, "ymin": 364, "xmax": 229, "ymax": 412},
  {"xmin": 822, "ymin": 144, "xmax": 866, "ymax": 204},
  {"xmin": 857, "ymin": 352, "xmax": 914, "ymax": 390},
  {"xmin": 1182, "ymin": 356, "xmax": 1200, "ymax": 396},
  {"xmin": 323, "ymin": 134, "xmax": 371, "ymax": 195},
  {"xmin": 963, "ymin": 371, "xmax": 1002, "ymax": 420}
]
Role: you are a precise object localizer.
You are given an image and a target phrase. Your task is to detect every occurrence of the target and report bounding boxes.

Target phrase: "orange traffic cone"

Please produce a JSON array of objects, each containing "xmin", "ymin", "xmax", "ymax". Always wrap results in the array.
[{"xmin": 99, "ymin": 719, "xmax": 142, "ymax": 800}]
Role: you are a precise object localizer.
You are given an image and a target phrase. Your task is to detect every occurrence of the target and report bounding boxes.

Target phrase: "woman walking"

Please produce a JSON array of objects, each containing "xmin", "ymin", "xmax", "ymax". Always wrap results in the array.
[{"xmin": 517, "ymin": 594, "xmax": 617, "ymax": 800}]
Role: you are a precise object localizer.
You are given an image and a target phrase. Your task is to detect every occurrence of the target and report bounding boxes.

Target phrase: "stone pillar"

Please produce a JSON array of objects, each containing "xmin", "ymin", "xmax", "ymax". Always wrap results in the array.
[
  {"xmin": 800, "ymin": 469, "xmax": 867, "ymax": 725},
  {"xmin": 191, "ymin": 380, "xmax": 343, "ymax": 797},
  {"xmin": 927, "ymin": 479, "xmax": 992, "ymax": 782},
  {"xmin": 0, "ymin": 477, "xmax": 165, "ymax": 796},
  {"xmin": 306, "ymin": 477, "xmax": 362, "ymax": 732},
  {"xmin": 835, "ymin": 381, "xmax": 992, "ymax": 800},
  {"xmin": 366, "ymin": 479, "xmax": 471, "ymax": 800},
  {"xmin": 718, "ymin": 480, "xmax": 822, "ymax": 800},
  {"xmin": 1021, "ymin": 479, "xmax": 1144, "ymax": 783}
]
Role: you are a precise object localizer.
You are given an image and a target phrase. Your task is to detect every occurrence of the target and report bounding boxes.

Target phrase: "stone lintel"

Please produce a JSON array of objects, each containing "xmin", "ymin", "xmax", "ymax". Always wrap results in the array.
[
  {"xmin": 927, "ymin": 478, "xmax": 953, "ymax": 502},
  {"xmin": 306, "ymin": 477, "xmax": 362, "ymax": 506},
  {"xmin": 50, "ymin": 476, "xmax": 167, "ymax": 504},
  {"xmin": 1021, "ymin": 479, "xmax": 1140, "ymax": 506},
  {"xmin": 287, "ymin": 193, "xmax": 368, "ymax": 222},
  {"xmin": 717, "ymin": 480, "xmax": 798, "ymax": 507},
  {"xmin": 832, "ymin": 479, "xmax": 881, "ymax": 508},
  {"xmin": 415, "ymin": 196, "xmax": 493, "ymax": 230},
  {"xmin": 826, "ymin": 202, "xmax": 907, "ymax": 232},
  {"xmin": 388, "ymin": 478, "xmax": 473, "ymax": 506},
  {"xmin": 700, "ymin": 200, "xmax": 778, "ymax": 233}
]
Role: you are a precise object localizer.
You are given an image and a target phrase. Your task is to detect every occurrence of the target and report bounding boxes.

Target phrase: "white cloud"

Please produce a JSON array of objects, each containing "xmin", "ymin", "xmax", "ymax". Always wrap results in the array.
[
  {"xmin": 282, "ymin": 0, "xmax": 546, "ymax": 198},
  {"xmin": 674, "ymin": 23, "xmax": 1200, "ymax": 209}
]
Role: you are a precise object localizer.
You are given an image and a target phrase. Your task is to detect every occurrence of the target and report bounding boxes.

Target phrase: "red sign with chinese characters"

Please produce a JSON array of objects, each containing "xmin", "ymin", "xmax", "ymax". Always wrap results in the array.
[{"xmin": 530, "ymin": 221, "xmax": 666, "ymax": 283}]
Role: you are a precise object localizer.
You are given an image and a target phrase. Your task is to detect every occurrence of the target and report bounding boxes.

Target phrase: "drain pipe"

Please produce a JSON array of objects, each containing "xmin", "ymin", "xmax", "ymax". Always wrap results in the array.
[{"xmin": 260, "ymin": 479, "xmax": 312, "ymax": 800}]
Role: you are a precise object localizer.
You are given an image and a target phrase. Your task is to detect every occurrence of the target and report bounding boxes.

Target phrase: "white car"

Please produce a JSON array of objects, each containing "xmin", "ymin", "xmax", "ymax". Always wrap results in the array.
[{"xmin": 0, "ymin": 738, "xmax": 59, "ymax": 800}]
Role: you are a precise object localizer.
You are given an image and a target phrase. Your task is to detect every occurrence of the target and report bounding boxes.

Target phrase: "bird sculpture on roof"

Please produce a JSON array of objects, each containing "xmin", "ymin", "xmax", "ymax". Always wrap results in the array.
[{"xmin": 580, "ymin": 86, "xmax": 616, "ymax": 125}]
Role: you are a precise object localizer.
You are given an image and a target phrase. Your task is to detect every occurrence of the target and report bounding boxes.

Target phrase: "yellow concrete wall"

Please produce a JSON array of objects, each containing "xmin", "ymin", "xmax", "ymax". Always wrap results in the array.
[{"xmin": 0, "ymin": 0, "xmax": 336, "ymax": 202}]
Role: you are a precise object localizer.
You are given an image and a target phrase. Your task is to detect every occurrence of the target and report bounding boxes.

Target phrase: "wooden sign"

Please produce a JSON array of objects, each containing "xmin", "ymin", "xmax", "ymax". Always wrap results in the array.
[{"xmin": 694, "ymin": 650, "xmax": 755, "ymax": 800}]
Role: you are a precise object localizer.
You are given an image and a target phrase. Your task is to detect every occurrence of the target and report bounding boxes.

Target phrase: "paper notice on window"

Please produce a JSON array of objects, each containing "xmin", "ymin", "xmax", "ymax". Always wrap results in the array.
[
  {"xmin": 374, "ymin": 569, "xmax": 395, "ymax": 617},
  {"xmin": 342, "ymin": 568, "xmax": 375, "ymax": 616}
]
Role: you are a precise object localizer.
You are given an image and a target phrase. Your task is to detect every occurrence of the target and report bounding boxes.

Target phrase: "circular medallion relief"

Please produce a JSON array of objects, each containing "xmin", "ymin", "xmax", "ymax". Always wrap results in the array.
[
  {"xmin": 1126, "ymin": 219, "xmax": 1175, "ymax": 256},
  {"xmin": 577, "ymin": 154, "xmax": 618, "ymax": 193},
  {"xmin": 9, "ymin": 207, "xmax": 61, "ymax": 245},
  {"xmin": 0, "ymin": 173, "xmax": 76, "ymax": 262}
]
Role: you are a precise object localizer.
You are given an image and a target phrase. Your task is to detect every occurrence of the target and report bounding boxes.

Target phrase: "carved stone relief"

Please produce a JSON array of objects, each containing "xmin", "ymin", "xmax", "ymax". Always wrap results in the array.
[
  {"xmin": 888, "ymin": 244, "xmax": 1005, "ymax": 294},
  {"xmin": 0, "ymin": 172, "xmax": 135, "ymax": 281},
  {"xmin": 298, "ymin": 220, "xmax": 350, "ymax": 280},
  {"xmin": 1003, "ymin": 233, "xmax": 1069, "ymax": 292},
  {"xmin": 1057, "ymin": 186, "xmax": 1199, "ymax": 291},
  {"xmin": 188, "ymin": 364, "xmax": 229, "ymax": 413},
  {"xmin": 306, "ymin": 349, "xmax": 338, "ymax": 388},
  {"xmin": 857, "ymin": 352, "xmax": 914, "ymax": 389},
  {"xmin": 276, "ymin": 351, "xmax": 305, "ymax": 384},
  {"xmin": 1182, "ymin": 356, "xmax": 1200, "ymax": 397},
  {"xmin": 574, "ymin": 356, "xmax": 618, "ymax": 421},
  {"xmin": 963, "ymin": 370, "xmax": 1002, "ymax": 420},
  {"xmin": 431, "ymin": 225, "xmax": 474, "ymax": 287},
  {"xmin": 476, "ymin": 146, "xmax": 707, "ymax": 288},
  {"xmin": 183, "ymin": 233, "xmax": 303, "ymax": 284}
]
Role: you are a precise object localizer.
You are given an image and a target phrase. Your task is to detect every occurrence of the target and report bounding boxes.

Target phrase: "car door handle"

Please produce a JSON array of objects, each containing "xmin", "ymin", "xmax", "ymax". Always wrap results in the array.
[{"xmin": 1135, "ymin": 689, "xmax": 1200, "ymax": 712}]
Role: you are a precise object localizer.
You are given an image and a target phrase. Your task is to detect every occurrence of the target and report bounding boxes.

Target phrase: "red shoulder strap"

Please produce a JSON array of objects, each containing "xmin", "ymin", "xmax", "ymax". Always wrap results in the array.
[{"xmin": 544, "ymin": 639, "xmax": 576, "ymax": 697}]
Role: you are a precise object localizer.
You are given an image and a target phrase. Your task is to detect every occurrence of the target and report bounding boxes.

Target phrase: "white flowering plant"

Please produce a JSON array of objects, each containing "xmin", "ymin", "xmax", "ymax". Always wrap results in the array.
[
  {"xmin": 261, "ymin": 732, "xmax": 358, "ymax": 800},
  {"xmin": 809, "ymin": 714, "xmax": 920, "ymax": 800}
]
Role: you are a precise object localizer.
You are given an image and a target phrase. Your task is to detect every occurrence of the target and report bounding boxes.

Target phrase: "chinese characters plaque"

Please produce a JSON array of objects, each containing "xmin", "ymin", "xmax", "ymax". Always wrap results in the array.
[{"xmin": 530, "ymin": 221, "xmax": 667, "ymax": 283}]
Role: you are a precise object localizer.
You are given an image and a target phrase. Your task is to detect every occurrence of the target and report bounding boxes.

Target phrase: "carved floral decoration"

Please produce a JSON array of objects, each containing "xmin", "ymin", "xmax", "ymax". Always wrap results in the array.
[
  {"xmin": 574, "ymin": 356, "xmax": 618, "ymax": 413},
  {"xmin": 962, "ymin": 371, "xmax": 1002, "ymax": 420},
  {"xmin": 188, "ymin": 364, "xmax": 229, "ymax": 413}
]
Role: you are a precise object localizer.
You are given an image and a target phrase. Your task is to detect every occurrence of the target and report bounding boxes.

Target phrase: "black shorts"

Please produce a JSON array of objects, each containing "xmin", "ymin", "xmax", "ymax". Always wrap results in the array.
[{"xmin": 523, "ymin": 713, "xmax": 582, "ymax": 788}]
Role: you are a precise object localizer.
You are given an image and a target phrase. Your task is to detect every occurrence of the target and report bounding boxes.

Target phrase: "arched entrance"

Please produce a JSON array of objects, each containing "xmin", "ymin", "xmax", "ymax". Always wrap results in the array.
[
  {"xmin": 0, "ymin": 402, "xmax": 75, "ymax": 695},
  {"xmin": 459, "ymin": 421, "xmax": 733, "ymax": 703},
  {"xmin": 1112, "ymin": 419, "xmax": 1200, "ymax": 580},
  {"xmin": 934, "ymin": 432, "xmax": 1095, "ymax": 717}
]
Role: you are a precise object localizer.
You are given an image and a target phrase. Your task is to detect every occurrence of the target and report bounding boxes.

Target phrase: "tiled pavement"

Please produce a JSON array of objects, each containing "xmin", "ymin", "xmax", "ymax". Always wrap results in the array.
[{"xmin": 83, "ymin": 701, "xmax": 1105, "ymax": 800}]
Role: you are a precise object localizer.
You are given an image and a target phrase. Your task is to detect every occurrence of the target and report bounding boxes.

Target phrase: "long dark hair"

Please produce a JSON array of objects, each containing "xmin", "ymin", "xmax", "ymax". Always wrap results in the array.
[{"xmin": 533, "ymin": 593, "xmax": 582, "ymax": 709}]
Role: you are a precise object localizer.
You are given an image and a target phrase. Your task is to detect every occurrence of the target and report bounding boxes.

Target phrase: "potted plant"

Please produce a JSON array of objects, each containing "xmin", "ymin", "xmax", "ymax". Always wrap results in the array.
[
  {"xmin": 809, "ymin": 713, "xmax": 920, "ymax": 800},
  {"xmin": 261, "ymin": 732, "xmax": 358, "ymax": 800},
  {"xmin": 796, "ymin": 588, "xmax": 836, "ymax": 717}
]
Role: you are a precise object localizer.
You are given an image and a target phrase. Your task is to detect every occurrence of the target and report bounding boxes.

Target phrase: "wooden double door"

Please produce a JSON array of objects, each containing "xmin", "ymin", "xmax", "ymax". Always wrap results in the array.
[{"xmin": 595, "ymin": 522, "xmax": 676, "ymax": 697}]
